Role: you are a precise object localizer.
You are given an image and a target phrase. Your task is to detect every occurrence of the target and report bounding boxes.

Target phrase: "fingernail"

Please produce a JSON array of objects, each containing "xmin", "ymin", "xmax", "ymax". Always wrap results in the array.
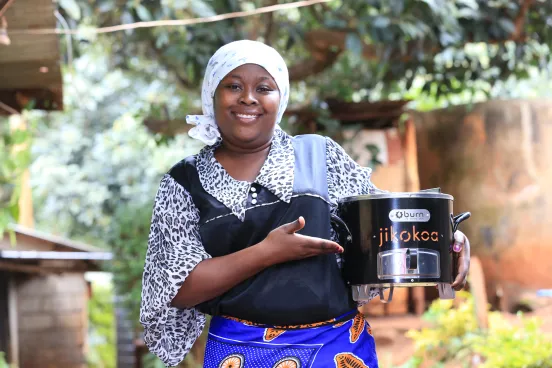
[{"xmin": 453, "ymin": 243, "xmax": 462, "ymax": 252}]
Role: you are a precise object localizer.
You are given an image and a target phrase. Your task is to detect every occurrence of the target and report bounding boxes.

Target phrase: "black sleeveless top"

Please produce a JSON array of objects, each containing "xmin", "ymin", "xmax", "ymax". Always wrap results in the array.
[{"xmin": 168, "ymin": 134, "xmax": 357, "ymax": 325}]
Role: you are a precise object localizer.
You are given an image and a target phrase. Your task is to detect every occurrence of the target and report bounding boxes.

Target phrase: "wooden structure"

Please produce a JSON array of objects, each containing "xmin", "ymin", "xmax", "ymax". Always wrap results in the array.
[
  {"xmin": 0, "ymin": 225, "xmax": 111, "ymax": 368},
  {"xmin": 0, "ymin": 0, "xmax": 63, "ymax": 114}
]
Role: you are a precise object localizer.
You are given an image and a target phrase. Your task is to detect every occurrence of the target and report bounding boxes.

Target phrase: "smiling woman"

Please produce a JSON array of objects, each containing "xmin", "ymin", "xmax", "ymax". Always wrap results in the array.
[{"xmin": 139, "ymin": 40, "xmax": 471, "ymax": 368}]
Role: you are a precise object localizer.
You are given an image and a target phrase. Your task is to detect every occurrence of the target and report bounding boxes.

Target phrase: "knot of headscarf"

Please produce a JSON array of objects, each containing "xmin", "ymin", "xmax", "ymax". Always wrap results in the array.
[{"xmin": 186, "ymin": 40, "xmax": 290, "ymax": 146}]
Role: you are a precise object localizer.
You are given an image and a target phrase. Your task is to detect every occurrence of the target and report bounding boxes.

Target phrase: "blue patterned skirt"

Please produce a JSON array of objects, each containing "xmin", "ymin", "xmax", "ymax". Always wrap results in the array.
[{"xmin": 203, "ymin": 310, "xmax": 378, "ymax": 368}]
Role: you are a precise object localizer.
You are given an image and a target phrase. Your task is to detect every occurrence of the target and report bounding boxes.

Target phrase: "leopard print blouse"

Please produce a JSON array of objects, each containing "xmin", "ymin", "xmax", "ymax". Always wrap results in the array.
[{"xmin": 139, "ymin": 129, "xmax": 382, "ymax": 366}]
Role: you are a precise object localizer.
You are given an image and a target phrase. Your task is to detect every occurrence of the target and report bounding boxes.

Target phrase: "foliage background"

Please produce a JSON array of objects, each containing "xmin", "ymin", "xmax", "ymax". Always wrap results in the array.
[
  {"xmin": 403, "ymin": 291, "xmax": 552, "ymax": 368},
  {"xmin": 87, "ymin": 280, "xmax": 117, "ymax": 368},
  {"xmin": 0, "ymin": 117, "xmax": 32, "ymax": 240}
]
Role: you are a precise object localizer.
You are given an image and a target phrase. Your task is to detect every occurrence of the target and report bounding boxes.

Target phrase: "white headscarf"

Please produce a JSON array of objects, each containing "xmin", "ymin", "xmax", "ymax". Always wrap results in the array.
[{"xmin": 186, "ymin": 40, "xmax": 290, "ymax": 146}]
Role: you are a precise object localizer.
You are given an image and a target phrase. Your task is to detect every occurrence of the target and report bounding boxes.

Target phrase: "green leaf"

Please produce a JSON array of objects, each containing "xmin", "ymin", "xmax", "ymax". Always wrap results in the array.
[
  {"xmin": 135, "ymin": 5, "xmax": 152, "ymax": 21},
  {"xmin": 345, "ymin": 33, "xmax": 363, "ymax": 56},
  {"xmin": 421, "ymin": 0, "xmax": 440, "ymax": 13},
  {"xmin": 389, "ymin": 0, "xmax": 405, "ymax": 16},
  {"xmin": 457, "ymin": 8, "xmax": 480, "ymax": 19},
  {"xmin": 373, "ymin": 16, "xmax": 391, "ymax": 28},
  {"xmin": 171, "ymin": 0, "xmax": 189, "ymax": 10},
  {"xmin": 457, "ymin": 0, "xmax": 479, "ymax": 9},
  {"xmin": 8, "ymin": 129, "xmax": 30, "ymax": 145},
  {"xmin": 190, "ymin": 0, "xmax": 216, "ymax": 17},
  {"xmin": 498, "ymin": 18, "xmax": 516, "ymax": 34},
  {"xmin": 155, "ymin": 32, "xmax": 170, "ymax": 48},
  {"xmin": 58, "ymin": 0, "xmax": 81, "ymax": 20},
  {"xmin": 440, "ymin": 32, "xmax": 461, "ymax": 46},
  {"xmin": 0, "ymin": 351, "xmax": 9, "ymax": 368},
  {"xmin": 97, "ymin": 1, "xmax": 115, "ymax": 13}
]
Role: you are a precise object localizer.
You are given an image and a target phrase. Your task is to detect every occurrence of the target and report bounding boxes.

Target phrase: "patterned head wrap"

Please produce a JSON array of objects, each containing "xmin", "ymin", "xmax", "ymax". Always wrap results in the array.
[{"xmin": 186, "ymin": 40, "xmax": 290, "ymax": 146}]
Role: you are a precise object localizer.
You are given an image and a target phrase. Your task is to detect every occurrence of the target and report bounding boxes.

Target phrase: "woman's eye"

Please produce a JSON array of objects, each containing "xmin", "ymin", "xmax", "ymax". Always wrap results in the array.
[
  {"xmin": 258, "ymin": 86, "xmax": 273, "ymax": 93},
  {"xmin": 227, "ymin": 84, "xmax": 241, "ymax": 91}
]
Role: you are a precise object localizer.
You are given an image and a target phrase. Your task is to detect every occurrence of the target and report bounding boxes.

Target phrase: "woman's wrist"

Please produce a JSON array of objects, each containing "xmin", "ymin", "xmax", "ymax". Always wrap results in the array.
[{"xmin": 251, "ymin": 239, "xmax": 278, "ymax": 269}]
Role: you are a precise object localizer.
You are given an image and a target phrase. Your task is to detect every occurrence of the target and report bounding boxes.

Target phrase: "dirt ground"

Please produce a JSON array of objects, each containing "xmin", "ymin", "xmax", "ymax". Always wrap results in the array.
[{"xmin": 367, "ymin": 301, "xmax": 552, "ymax": 368}]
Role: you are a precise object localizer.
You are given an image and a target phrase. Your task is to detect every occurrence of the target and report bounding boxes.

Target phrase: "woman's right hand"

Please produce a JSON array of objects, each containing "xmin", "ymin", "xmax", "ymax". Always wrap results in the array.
[{"xmin": 258, "ymin": 216, "xmax": 344, "ymax": 265}]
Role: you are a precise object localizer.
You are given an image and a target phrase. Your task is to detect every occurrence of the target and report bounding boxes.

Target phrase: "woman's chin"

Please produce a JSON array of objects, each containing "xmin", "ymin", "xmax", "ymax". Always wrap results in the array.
[{"xmin": 231, "ymin": 128, "xmax": 270, "ymax": 144}]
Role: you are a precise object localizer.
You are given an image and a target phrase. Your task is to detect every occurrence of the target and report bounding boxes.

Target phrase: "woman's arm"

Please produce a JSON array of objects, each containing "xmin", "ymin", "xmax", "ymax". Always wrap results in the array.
[
  {"xmin": 139, "ymin": 174, "xmax": 210, "ymax": 366},
  {"xmin": 170, "ymin": 241, "xmax": 269, "ymax": 308},
  {"xmin": 171, "ymin": 216, "xmax": 343, "ymax": 308}
]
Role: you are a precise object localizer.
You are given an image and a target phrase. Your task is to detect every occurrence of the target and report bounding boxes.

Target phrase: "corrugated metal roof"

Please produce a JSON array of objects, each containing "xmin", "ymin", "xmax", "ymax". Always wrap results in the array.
[
  {"xmin": 0, "ymin": 250, "xmax": 112, "ymax": 260},
  {"xmin": 8, "ymin": 223, "xmax": 108, "ymax": 253}
]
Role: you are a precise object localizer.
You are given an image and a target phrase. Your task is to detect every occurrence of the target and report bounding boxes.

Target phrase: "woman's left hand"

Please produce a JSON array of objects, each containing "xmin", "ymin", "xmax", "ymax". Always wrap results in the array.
[{"xmin": 451, "ymin": 230, "xmax": 471, "ymax": 291}]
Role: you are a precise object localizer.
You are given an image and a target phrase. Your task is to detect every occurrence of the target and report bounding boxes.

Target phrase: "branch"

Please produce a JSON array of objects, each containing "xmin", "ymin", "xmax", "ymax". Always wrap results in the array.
[
  {"xmin": 0, "ymin": 0, "xmax": 15, "ymax": 18},
  {"xmin": 263, "ymin": 0, "xmax": 278, "ymax": 46},
  {"xmin": 289, "ymin": 30, "xmax": 345, "ymax": 81},
  {"xmin": 143, "ymin": 118, "xmax": 193, "ymax": 136},
  {"xmin": 288, "ymin": 29, "xmax": 435, "ymax": 81},
  {"xmin": 288, "ymin": 15, "xmax": 535, "ymax": 83},
  {"xmin": 511, "ymin": 0, "xmax": 534, "ymax": 41}
]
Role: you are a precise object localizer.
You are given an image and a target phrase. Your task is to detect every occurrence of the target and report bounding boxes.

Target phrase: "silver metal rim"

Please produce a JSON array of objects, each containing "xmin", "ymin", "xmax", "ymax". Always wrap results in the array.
[
  {"xmin": 338, "ymin": 192, "xmax": 454, "ymax": 203},
  {"xmin": 352, "ymin": 282, "xmax": 441, "ymax": 288}
]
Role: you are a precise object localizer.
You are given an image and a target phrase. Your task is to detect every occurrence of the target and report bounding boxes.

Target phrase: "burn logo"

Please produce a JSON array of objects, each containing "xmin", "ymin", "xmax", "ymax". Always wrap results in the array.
[{"xmin": 378, "ymin": 225, "xmax": 439, "ymax": 247}]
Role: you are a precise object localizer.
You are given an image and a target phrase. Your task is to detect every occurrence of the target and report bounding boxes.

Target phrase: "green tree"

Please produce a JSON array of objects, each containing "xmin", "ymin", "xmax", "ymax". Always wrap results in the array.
[
  {"xmin": 0, "ymin": 116, "xmax": 32, "ymax": 239},
  {"xmin": 56, "ymin": 0, "xmax": 552, "ymax": 106},
  {"xmin": 0, "ymin": 352, "xmax": 8, "ymax": 368},
  {"xmin": 87, "ymin": 280, "xmax": 117, "ymax": 368}
]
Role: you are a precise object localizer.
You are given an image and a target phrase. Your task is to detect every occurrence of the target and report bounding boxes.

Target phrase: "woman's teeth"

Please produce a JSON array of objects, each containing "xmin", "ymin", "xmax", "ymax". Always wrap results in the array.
[{"xmin": 235, "ymin": 114, "xmax": 259, "ymax": 121}]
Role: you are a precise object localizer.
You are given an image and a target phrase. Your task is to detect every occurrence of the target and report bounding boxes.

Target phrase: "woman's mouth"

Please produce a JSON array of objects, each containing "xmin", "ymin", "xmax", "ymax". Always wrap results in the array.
[{"xmin": 233, "ymin": 112, "xmax": 262, "ymax": 123}]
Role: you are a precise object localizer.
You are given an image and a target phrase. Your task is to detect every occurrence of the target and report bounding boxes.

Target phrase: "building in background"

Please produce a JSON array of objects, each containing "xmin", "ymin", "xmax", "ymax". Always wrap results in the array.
[{"xmin": 0, "ymin": 226, "xmax": 111, "ymax": 368}]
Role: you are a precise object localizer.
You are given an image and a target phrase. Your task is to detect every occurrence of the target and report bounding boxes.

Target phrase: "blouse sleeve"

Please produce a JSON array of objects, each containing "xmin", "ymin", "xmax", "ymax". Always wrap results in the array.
[
  {"xmin": 140, "ymin": 174, "xmax": 211, "ymax": 367},
  {"xmin": 325, "ymin": 136, "xmax": 387, "ymax": 202}
]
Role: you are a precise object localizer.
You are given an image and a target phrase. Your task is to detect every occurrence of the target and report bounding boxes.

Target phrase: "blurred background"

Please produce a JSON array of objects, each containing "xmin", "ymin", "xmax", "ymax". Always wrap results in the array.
[{"xmin": 1, "ymin": 0, "xmax": 552, "ymax": 367}]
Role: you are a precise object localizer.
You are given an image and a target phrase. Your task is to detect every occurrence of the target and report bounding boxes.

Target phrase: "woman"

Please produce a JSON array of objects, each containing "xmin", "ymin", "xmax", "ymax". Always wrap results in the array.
[{"xmin": 140, "ymin": 40, "xmax": 471, "ymax": 368}]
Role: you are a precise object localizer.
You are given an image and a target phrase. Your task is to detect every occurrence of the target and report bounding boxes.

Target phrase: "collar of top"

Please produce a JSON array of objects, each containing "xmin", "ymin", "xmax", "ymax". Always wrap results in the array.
[{"xmin": 196, "ymin": 128, "xmax": 294, "ymax": 221}]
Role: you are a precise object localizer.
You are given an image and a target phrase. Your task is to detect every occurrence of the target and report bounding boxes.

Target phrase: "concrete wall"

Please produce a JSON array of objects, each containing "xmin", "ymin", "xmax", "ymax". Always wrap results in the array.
[
  {"xmin": 342, "ymin": 127, "xmax": 407, "ymax": 192},
  {"xmin": 16, "ymin": 273, "xmax": 88, "ymax": 368},
  {"xmin": 411, "ymin": 98, "xmax": 552, "ymax": 310}
]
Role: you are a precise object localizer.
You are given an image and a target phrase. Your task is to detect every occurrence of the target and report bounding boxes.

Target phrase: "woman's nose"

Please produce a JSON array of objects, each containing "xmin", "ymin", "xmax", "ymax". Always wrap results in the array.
[{"xmin": 239, "ymin": 87, "xmax": 258, "ymax": 105}]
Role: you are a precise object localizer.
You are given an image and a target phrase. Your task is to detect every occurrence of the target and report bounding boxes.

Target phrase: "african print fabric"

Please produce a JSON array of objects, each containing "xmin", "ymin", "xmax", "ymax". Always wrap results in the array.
[{"xmin": 204, "ymin": 311, "xmax": 378, "ymax": 368}]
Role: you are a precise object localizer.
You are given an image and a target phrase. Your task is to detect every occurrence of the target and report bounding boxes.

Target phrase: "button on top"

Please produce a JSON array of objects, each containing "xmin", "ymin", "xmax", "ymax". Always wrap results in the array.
[
  {"xmin": 252, "ymin": 193, "xmax": 258, "ymax": 198},
  {"xmin": 250, "ymin": 187, "xmax": 256, "ymax": 193}
]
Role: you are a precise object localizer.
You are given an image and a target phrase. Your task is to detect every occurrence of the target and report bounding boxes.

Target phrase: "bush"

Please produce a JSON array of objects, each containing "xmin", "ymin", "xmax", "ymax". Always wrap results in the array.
[
  {"xmin": 0, "ymin": 117, "xmax": 32, "ymax": 238},
  {"xmin": 0, "ymin": 352, "xmax": 8, "ymax": 368},
  {"xmin": 404, "ymin": 291, "xmax": 552, "ymax": 368},
  {"xmin": 87, "ymin": 281, "xmax": 116, "ymax": 368}
]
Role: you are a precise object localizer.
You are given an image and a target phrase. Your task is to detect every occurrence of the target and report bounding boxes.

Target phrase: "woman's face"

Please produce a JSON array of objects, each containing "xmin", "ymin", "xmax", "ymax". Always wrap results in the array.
[{"xmin": 214, "ymin": 63, "xmax": 281, "ymax": 149}]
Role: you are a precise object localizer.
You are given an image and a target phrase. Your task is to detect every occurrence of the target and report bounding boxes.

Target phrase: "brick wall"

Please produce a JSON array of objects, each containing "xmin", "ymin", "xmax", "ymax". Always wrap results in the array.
[{"xmin": 16, "ymin": 273, "xmax": 88, "ymax": 368}]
